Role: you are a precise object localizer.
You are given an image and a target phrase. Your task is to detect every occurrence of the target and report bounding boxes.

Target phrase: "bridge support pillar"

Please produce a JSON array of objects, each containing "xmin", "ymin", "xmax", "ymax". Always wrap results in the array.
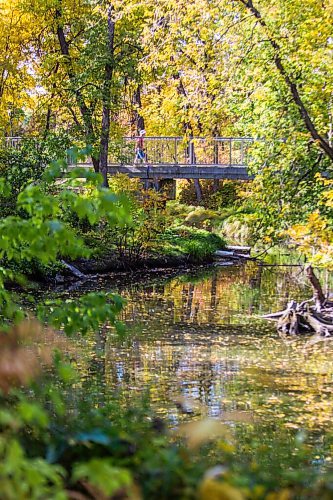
[
  {"xmin": 140, "ymin": 178, "xmax": 176, "ymax": 199},
  {"xmin": 159, "ymin": 178, "xmax": 176, "ymax": 199},
  {"xmin": 194, "ymin": 179, "xmax": 203, "ymax": 202}
]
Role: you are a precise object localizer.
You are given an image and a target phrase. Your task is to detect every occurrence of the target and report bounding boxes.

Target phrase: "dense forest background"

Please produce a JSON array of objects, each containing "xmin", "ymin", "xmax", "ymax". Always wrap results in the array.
[
  {"xmin": 1, "ymin": 0, "xmax": 333, "ymax": 262},
  {"xmin": 0, "ymin": 1, "xmax": 333, "ymax": 498}
]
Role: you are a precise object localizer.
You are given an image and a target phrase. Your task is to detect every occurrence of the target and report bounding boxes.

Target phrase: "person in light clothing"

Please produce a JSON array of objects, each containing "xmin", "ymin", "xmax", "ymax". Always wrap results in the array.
[{"xmin": 134, "ymin": 129, "xmax": 146, "ymax": 163}]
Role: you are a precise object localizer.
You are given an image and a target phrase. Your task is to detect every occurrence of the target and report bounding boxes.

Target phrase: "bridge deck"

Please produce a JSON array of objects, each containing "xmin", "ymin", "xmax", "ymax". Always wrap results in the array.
[{"xmin": 102, "ymin": 164, "xmax": 251, "ymax": 180}]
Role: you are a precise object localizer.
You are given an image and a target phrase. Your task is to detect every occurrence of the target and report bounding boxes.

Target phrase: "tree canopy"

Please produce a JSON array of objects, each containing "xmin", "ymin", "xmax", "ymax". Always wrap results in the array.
[{"xmin": 0, "ymin": 0, "xmax": 332, "ymax": 258}]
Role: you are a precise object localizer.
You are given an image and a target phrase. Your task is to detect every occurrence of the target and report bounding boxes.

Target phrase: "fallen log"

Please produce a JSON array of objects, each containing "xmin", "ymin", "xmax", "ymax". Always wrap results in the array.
[
  {"xmin": 302, "ymin": 310, "xmax": 333, "ymax": 336},
  {"xmin": 263, "ymin": 265, "xmax": 333, "ymax": 337},
  {"xmin": 262, "ymin": 310, "xmax": 288, "ymax": 320},
  {"xmin": 214, "ymin": 250, "xmax": 255, "ymax": 260},
  {"xmin": 60, "ymin": 261, "xmax": 100, "ymax": 285},
  {"xmin": 225, "ymin": 245, "xmax": 251, "ymax": 255},
  {"xmin": 215, "ymin": 250, "xmax": 240, "ymax": 259}
]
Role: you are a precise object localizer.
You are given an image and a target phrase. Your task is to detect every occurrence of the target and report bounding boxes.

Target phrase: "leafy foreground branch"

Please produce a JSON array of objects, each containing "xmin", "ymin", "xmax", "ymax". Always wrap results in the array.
[
  {"xmin": 2, "ymin": 321, "xmax": 333, "ymax": 499},
  {"xmin": 2, "ymin": 155, "xmax": 333, "ymax": 498},
  {"xmin": 263, "ymin": 265, "xmax": 333, "ymax": 337}
]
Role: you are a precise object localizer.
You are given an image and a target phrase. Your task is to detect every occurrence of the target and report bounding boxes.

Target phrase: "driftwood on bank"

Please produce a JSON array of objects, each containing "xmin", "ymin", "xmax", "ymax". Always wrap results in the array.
[
  {"xmin": 215, "ymin": 246, "xmax": 255, "ymax": 261},
  {"xmin": 225, "ymin": 245, "xmax": 251, "ymax": 254},
  {"xmin": 60, "ymin": 260, "xmax": 88, "ymax": 280},
  {"xmin": 263, "ymin": 265, "xmax": 333, "ymax": 337}
]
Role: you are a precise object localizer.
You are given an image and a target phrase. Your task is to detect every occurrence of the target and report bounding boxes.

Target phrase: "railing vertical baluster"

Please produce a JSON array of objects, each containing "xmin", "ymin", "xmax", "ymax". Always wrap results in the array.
[
  {"xmin": 189, "ymin": 140, "xmax": 195, "ymax": 165},
  {"xmin": 229, "ymin": 138, "xmax": 232, "ymax": 166},
  {"xmin": 174, "ymin": 137, "xmax": 177, "ymax": 164},
  {"xmin": 213, "ymin": 137, "xmax": 219, "ymax": 165}
]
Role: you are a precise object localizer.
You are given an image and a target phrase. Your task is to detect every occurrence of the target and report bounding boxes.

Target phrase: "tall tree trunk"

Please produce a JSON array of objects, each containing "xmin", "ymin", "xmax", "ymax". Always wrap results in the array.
[
  {"xmin": 239, "ymin": 0, "xmax": 333, "ymax": 162},
  {"xmin": 55, "ymin": 8, "xmax": 100, "ymax": 171},
  {"xmin": 173, "ymin": 71, "xmax": 203, "ymax": 202},
  {"xmin": 0, "ymin": 34, "xmax": 10, "ymax": 100},
  {"xmin": 194, "ymin": 178, "xmax": 203, "ymax": 202},
  {"xmin": 43, "ymin": 63, "xmax": 60, "ymax": 141},
  {"xmin": 44, "ymin": 107, "xmax": 52, "ymax": 137},
  {"xmin": 133, "ymin": 85, "xmax": 145, "ymax": 133},
  {"xmin": 99, "ymin": 5, "xmax": 115, "ymax": 188}
]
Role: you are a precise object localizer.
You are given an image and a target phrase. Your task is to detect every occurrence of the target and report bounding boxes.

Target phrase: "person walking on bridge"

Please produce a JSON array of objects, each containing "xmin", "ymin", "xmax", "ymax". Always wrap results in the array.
[{"xmin": 134, "ymin": 129, "xmax": 146, "ymax": 163}]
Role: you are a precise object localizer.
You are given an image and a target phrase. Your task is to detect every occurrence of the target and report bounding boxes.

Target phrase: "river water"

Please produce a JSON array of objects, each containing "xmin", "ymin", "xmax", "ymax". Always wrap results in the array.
[{"xmin": 67, "ymin": 260, "xmax": 333, "ymax": 442}]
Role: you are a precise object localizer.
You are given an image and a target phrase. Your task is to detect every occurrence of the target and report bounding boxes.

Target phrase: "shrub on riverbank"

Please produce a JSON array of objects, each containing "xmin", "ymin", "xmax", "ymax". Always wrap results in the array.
[
  {"xmin": 74, "ymin": 221, "xmax": 225, "ymax": 273},
  {"xmin": 170, "ymin": 178, "xmax": 263, "ymax": 247},
  {"xmin": 70, "ymin": 177, "xmax": 225, "ymax": 271},
  {"xmin": 157, "ymin": 225, "xmax": 225, "ymax": 263},
  {"xmin": 165, "ymin": 200, "xmax": 255, "ymax": 247}
]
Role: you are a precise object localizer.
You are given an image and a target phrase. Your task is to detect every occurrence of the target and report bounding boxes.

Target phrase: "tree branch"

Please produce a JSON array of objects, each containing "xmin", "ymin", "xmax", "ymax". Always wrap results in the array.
[{"xmin": 238, "ymin": 0, "xmax": 333, "ymax": 161}]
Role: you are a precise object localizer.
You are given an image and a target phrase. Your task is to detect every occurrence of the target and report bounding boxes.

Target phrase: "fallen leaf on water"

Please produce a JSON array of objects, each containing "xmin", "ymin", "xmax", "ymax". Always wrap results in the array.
[
  {"xmin": 177, "ymin": 418, "xmax": 230, "ymax": 449},
  {"xmin": 221, "ymin": 411, "xmax": 254, "ymax": 423}
]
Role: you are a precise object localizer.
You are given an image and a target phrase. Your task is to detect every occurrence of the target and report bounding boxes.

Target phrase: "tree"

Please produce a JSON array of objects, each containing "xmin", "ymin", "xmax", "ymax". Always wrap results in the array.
[
  {"xmin": 0, "ymin": 0, "xmax": 36, "ymax": 135},
  {"xmin": 237, "ymin": 0, "xmax": 333, "ymax": 162},
  {"xmin": 208, "ymin": 0, "xmax": 333, "ymax": 239},
  {"xmin": 14, "ymin": 0, "xmax": 145, "ymax": 184}
]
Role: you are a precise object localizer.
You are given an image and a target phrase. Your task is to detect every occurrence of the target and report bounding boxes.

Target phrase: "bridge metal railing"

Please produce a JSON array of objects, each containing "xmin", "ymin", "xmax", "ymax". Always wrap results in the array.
[
  {"xmin": 0, "ymin": 137, "xmax": 22, "ymax": 149},
  {"xmin": 0, "ymin": 136, "xmax": 254, "ymax": 167},
  {"xmin": 108, "ymin": 137, "xmax": 253, "ymax": 167}
]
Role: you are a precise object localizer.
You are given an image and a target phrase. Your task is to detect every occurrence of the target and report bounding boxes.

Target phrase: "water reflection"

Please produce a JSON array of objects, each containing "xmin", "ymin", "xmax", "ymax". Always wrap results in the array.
[
  {"xmin": 53, "ymin": 262, "xmax": 333, "ymax": 434},
  {"xmin": 64, "ymin": 262, "xmax": 330, "ymax": 432}
]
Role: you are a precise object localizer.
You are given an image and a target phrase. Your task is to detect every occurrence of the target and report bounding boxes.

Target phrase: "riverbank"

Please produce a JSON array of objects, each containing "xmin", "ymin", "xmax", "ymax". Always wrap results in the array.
[
  {"xmin": 54, "ymin": 251, "xmax": 221, "ymax": 285},
  {"xmin": 73, "ymin": 251, "xmax": 208, "ymax": 274},
  {"xmin": 47, "ymin": 226, "xmax": 228, "ymax": 283}
]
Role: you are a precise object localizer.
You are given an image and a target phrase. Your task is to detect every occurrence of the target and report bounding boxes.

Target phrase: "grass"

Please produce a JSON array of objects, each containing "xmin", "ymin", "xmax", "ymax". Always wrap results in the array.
[{"xmin": 157, "ymin": 225, "xmax": 226, "ymax": 263}]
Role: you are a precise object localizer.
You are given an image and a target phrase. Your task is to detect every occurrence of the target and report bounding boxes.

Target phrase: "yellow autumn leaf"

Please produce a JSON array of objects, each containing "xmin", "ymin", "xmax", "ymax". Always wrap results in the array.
[
  {"xmin": 266, "ymin": 489, "xmax": 292, "ymax": 500},
  {"xmin": 198, "ymin": 479, "xmax": 245, "ymax": 500}
]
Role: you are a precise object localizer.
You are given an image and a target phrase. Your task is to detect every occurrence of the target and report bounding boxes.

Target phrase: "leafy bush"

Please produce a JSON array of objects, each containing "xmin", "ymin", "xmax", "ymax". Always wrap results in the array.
[
  {"xmin": 0, "ymin": 132, "xmax": 72, "ymax": 217},
  {"xmin": 178, "ymin": 179, "xmax": 246, "ymax": 209},
  {"xmin": 219, "ymin": 206, "xmax": 262, "ymax": 246},
  {"xmin": 158, "ymin": 225, "xmax": 225, "ymax": 262},
  {"xmin": 71, "ymin": 174, "xmax": 168, "ymax": 263},
  {"xmin": 184, "ymin": 207, "xmax": 221, "ymax": 230},
  {"xmin": 0, "ymin": 148, "xmax": 45, "ymax": 217}
]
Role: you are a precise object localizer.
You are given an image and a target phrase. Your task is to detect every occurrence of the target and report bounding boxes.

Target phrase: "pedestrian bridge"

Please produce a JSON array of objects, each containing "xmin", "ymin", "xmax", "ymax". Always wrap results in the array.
[
  {"xmin": 3, "ymin": 136, "xmax": 254, "ymax": 180},
  {"xmin": 80, "ymin": 136, "xmax": 254, "ymax": 180}
]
